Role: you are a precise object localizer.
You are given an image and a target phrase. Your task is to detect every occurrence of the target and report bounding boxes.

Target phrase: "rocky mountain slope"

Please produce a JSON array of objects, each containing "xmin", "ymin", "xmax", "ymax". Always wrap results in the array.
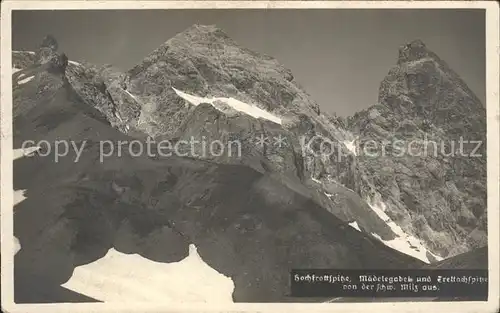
[
  {"xmin": 348, "ymin": 40, "xmax": 487, "ymax": 258},
  {"xmin": 120, "ymin": 26, "xmax": 485, "ymax": 260},
  {"xmin": 13, "ymin": 141, "xmax": 426, "ymax": 302},
  {"xmin": 430, "ymin": 246, "xmax": 488, "ymax": 270},
  {"xmin": 12, "ymin": 50, "xmax": 425, "ymax": 303},
  {"xmin": 9, "ymin": 26, "xmax": 488, "ymax": 302}
]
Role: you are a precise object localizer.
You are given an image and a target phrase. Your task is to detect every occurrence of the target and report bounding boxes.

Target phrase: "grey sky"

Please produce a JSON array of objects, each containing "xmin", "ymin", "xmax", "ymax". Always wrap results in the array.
[{"xmin": 12, "ymin": 9, "xmax": 485, "ymax": 117}]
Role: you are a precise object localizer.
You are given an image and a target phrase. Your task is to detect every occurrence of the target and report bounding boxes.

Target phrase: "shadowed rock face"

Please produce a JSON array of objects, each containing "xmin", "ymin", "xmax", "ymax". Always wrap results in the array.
[
  {"xmin": 14, "ymin": 141, "xmax": 425, "ymax": 303},
  {"xmin": 11, "ymin": 29, "xmax": 487, "ymax": 303}
]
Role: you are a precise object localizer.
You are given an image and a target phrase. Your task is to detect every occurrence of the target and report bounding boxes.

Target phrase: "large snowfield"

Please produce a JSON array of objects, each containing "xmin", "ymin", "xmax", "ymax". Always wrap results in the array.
[{"xmin": 62, "ymin": 245, "xmax": 235, "ymax": 303}]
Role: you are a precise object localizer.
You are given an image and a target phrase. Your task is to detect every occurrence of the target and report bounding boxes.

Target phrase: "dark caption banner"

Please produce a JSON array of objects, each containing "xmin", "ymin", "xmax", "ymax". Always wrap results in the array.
[{"xmin": 291, "ymin": 269, "xmax": 488, "ymax": 299}]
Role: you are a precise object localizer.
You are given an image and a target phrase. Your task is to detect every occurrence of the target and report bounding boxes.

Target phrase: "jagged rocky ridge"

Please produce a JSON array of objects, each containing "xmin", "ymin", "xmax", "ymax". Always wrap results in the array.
[
  {"xmin": 12, "ymin": 28, "xmax": 487, "ymax": 258},
  {"xmin": 347, "ymin": 40, "xmax": 487, "ymax": 257},
  {"xmin": 11, "ymin": 27, "xmax": 487, "ymax": 301}
]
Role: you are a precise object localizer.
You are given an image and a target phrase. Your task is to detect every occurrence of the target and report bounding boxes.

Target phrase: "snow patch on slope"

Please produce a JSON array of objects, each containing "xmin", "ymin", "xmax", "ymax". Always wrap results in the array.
[
  {"xmin": 14, "ymin": 190, "xmax": 27, "ymax": 206},
  {"xmin": 173, "ymin": 88, "xmax": 282, "ymax": 125},
  {"xmin": 124, "ymin": 89, "xmax": 139, "ymax": 101},
  {"xmin": 13, "ymin": 67, "xmax": 22, "ymax": 74},
  {"xmin": 62, "ymin": 244, "xmax": 235, "ymax": 303},
  {"xmin": 344, "ymin": 138, "xmax": 358, "ymax": 156},
  {"xmin": 311, "ymin": 176, "xmax": 322, "ymax": 184},
  {"xmin": 14, "ymin": 147, "xmax": 41, "ymax": 160},
  {"xmin": 17, "ymin": 75, "xmax": 34, "ymax": 85},
  {"xmin": 348, "ymin": 221, "xmax": 361, "ymax": 232},
  {"xmin": 13, "ymin": 50, "xmax": 35, "ymax": 55},
  {"xmin": 367, "ymin": 200, "xmax": 443, "ymax": 263},
  {"xmin": 69, "ymin": 60, "xmax": 81, "ymax": 66},
  {"xmin": 14, "ymin": 237, "xmax": 21, "ymax": 255},
  {"xmin": 318, "ymin": 174, "xmax": 441, "ymax": 262}
]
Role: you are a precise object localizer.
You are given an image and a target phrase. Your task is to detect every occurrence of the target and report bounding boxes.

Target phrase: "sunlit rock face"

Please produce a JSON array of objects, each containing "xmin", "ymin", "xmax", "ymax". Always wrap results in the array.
[{"xmin": 348, "ymin": 40, "xmax": 486, "ymax": 258}]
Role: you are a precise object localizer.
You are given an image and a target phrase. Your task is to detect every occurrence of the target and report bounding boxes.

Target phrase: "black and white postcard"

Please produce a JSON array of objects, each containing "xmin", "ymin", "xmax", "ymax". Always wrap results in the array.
[{"xmin": 1, "ymin": 1, "xmax": 499, "ymax": 312}]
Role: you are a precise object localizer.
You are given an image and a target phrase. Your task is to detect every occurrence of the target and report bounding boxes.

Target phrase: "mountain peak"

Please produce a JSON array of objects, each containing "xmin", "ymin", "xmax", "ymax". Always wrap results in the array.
[
  {"xmin": 397, "ymin": 39, "xmax": 430, "ymax": 64},
  {"xmin": 35, "ymin": 35, "xmax": 67, "ymax": 71},
  {"xmin": 175, "ymin": 24, "xmax": 231, "ymax": 42},
  {"xmin": 39, "ymin": 34, "xmax": 59, "ymax": 51},
  {"xmin": 186, "ymin": 24, "xmax": 223, "ymax": 33}
]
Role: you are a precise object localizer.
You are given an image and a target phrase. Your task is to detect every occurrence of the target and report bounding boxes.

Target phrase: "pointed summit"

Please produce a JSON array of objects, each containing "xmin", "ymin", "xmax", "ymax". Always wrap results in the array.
[
  {"xmin": 40, "ymin": 34, "xmax": 59, "ymax": 51},
  {"xmin": 36, "ymin": 35, "xmax": 59, "ymax": 64},
  {"xmin": 171, "ymin": 24, "xmax": 233, "ymax": 45},
  {"xmin": 353, "ymin": 37, "xmax": 487, "ymax": 258},
  {"xmin": 33, "ymin": 35, "xmax": 67, "ymax": 73},
  {"xmin": 182, "ymin": 24, "xmax": 230, "ymax": 37},
  {"xmin": 397, "ymin": 39, "xmax": 430, "ymax": 64}
]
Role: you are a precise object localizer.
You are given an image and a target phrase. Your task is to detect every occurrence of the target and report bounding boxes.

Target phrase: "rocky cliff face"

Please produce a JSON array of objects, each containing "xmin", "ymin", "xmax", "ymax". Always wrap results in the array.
[
  {"xmin": 348, "ymin": 40, "xmax": 487, "ymax": 258},
  {"xmin": 11, "ymin": 27, "xmax": 487, "ymax": 298},
  {"xmin": 118, "ymin": 25, "xmax": 356, "ymax": 186},
  {"xmin": 120, "ymin": 29, "xmax": 486, "ymax": 259},
  {"xmin": 125, "ymin": 25, "xmax": 319, "ymax": 137}
]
